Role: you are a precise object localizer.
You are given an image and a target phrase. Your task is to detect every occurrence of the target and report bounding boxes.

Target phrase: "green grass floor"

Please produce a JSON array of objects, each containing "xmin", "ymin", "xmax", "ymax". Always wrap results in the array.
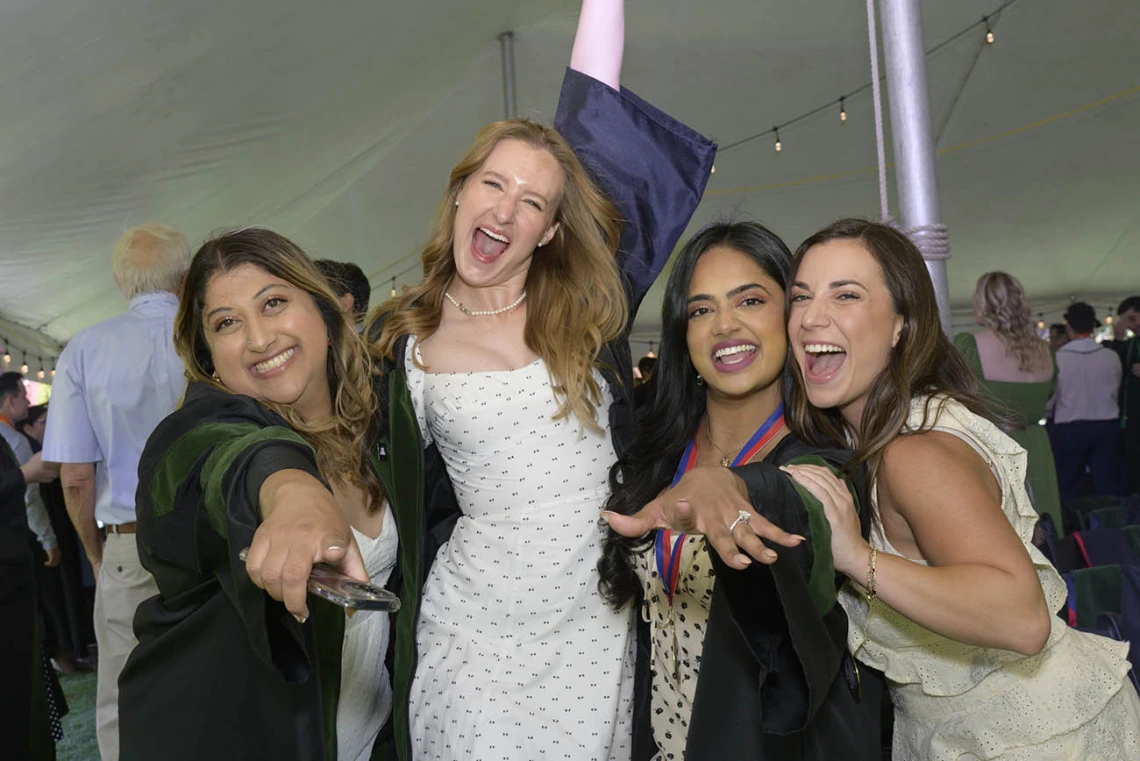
[{"xmin": 56, "ymin": 670, "xmax": 98, "ymax": 761}]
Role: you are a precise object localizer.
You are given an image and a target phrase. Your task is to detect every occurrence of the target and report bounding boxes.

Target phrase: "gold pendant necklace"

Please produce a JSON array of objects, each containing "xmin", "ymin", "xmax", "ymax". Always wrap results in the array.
[{"xmin": 705, "ymin": 416, "xmax": 734, "ymax": 468}]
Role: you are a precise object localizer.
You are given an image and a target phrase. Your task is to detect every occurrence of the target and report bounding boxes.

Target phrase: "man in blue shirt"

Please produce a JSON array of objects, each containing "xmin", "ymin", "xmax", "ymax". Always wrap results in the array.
[{"xmin": 43, "ymin": 224, "xmax": 189, "ymax": 761}]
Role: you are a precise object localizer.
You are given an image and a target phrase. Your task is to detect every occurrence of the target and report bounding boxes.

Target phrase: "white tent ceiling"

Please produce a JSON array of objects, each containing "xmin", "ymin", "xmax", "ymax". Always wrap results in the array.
[{"xmin": 1, "ymin": 0, "xmax": 1137, "ymax": 365}]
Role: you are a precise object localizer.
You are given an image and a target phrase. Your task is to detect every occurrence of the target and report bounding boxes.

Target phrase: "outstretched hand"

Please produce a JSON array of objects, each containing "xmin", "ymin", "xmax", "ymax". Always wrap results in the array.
[
  {"xmin": 603, "ymin": 465, "xmax": 803, "ymax": 570},
  {"xmin": 244, "ymin": 469, "xmax": 368, "ymax": 621}
]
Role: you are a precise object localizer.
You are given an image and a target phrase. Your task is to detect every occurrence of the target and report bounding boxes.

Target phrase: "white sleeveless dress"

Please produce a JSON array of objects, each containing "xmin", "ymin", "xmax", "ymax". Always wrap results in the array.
[
  {"xmin": 406, "ymin": 343, "xmax": 635, "ymax": 760},
  {"xmin": 840, "ymin": 396, "xmax": 1140, "ymax": 760},
  {"xmin": 337, "ymin": 506, "xmax": 398, "ymax": 761}
]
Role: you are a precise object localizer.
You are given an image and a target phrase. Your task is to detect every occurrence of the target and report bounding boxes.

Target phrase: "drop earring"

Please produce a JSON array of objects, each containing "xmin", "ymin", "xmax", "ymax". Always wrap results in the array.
[{"xmin": 695, "ymin": 373, "xmax": 704, "ymax": 386}]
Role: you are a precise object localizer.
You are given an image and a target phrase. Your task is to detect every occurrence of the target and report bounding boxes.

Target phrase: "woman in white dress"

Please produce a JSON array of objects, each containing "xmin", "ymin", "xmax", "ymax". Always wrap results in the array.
[
  {"xmin": 370, "ymin": 1, "xmax": 715, "ymax": 757},
  {"xmin": 780, "ymin": 218, "xmax": 1140, "ymax": 760}
]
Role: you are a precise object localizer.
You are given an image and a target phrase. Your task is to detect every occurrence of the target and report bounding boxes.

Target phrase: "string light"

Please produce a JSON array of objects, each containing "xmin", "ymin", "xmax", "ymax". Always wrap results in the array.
[
  {"xmin": 37, "ymin": 368, "xmax": 45, "ymax": 380},
  {"xmin": 1036, "ymin": 314, "xmax": 1045, "ymax": 330},
  {"xmin": 717, "ymin": 0, "xmax": 1017, "ymax": 159},
  {"xmin": 50, "ymin": 367, "xmax": 56, "ymax": 378},
  {"xmin": 646, "ymin": 342, "xmax": 657, "ymax": 359},
  {"xmin": 20, "ymin": 358, "xmax": 28, "ymax": 374},
  {"xmin": 2, "ymin": 353, "xmax": 8, "ymax": 365},
  {"xmin": 390, "ymin": 277, "xmax": 397, "ymax": 298}
]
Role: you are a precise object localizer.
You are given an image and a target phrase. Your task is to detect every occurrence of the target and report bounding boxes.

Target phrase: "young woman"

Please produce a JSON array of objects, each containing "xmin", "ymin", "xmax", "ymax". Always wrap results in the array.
[
  {"xmin": 600, "ymin": 221, "xmax": 885, "ymax": 761},
  {"xmin": 782, "ymin": 218, "xmax": 1140, "ymax": 760},
  {"xmin": 954, "ymin": 272, "xmax": 1061, "ymax": 532},
  {"xmin": 365, "ymin": 1, "xmax": 714, "ymax": 757},
  {"xmin": 119, "ymin": 229, "xmax": 392, "ymax": 761}
]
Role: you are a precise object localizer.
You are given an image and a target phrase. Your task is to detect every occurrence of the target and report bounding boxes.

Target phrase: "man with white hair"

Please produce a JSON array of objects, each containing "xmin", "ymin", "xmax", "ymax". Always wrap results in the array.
[{"xmin": 43, "ymin": 224, "xmax": 189, "ymax": 761}]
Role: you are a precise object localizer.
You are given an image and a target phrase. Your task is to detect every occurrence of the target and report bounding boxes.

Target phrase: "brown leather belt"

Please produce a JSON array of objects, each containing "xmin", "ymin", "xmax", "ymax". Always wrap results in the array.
[{"xmin": 106, "ymin": 522, "xmax": 137, "ymax": 535}]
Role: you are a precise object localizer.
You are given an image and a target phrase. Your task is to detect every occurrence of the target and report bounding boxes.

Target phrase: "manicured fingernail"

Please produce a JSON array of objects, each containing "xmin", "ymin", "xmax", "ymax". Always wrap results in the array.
[
  {"xmin": 326, "ymin": 544, "xmax": 345, "ymax": 554},
  {"xmin": 791, "ymin": 534, "xmax": 807, "ymax": 542},
  {"xmin": 763, "ymin": 549, "xmax": 778, "ymax": 561},
  {"xmin": 736, "ymin": 554, "xmax": 752, "ymax": 566},
  {"xmin": 293, "ymin": 614, "xmax": 307, "ymax": 624}
]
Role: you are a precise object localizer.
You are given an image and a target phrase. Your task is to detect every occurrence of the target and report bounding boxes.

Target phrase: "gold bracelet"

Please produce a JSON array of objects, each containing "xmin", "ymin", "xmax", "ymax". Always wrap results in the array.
[{"xmin": 866, "ymin": 547, "xmax": 878, "ymax": 601}]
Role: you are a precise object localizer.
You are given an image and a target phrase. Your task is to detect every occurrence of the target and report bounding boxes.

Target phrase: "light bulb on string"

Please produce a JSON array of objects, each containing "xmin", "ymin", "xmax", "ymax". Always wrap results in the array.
[
  {"xmin": 773, "ymin": 127, "xmax": 782, "ymax": 153},
  {"xmin": 37, "ymin": 368, "xmax": 45, "ymax": 380},
  {"xmin": 839, "ymin": 97, "xmax": 847, "ymax": 124},
  {"xmin": 1036, "ymin": 314, "xmax": 1045, "ymax": 331},
  {"xmin": 983, "ymin": 16, "xmax": 994, "ymax": 44},
  {"xmin": 20, "ymin": 359, "xmax": 28, "ymax": 374},
  {"xmin": 2, "ymin": 352, "xmax": 9, "ymax": 365},
  {"xmin": 390, "ymin": 277, "xmax": 397, "ymax": 298},
  {"xmin": 646, "ymin": 342, "xmax": 657, "ymax": 359},
  {"xmin": 50, "ymin": 366, "xmax": 56, "ymax": 378}
]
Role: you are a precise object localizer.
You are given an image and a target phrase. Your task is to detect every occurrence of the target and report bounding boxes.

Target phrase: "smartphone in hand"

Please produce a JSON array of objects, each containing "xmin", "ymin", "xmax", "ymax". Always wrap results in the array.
[{"xmin": 237, "ymin": 548, "xmax": 401, "ymax": 612}]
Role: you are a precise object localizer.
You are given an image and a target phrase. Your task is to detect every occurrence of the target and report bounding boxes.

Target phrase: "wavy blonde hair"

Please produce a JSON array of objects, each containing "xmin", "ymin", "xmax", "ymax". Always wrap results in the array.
[
  {"xmin": 373, "ymin": 119, "xmax": 626, "ymax": 432},
  {"xmin": 175, "ymin": 228, "xmax": 384, "ymax": 509},
  {"xmin": 974, "ymin": 271, "xmax": 1051, "ymax": 372}
]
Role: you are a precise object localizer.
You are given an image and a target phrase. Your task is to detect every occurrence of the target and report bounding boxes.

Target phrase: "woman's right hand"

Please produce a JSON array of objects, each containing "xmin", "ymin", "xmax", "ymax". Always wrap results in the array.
[
  {"xmin": 244, "ymin": 469, "xmax": 368, "ymax": 621},
  {"xmin": 603, "ymin": 465, "xmax": 803, "ymax": 570}
]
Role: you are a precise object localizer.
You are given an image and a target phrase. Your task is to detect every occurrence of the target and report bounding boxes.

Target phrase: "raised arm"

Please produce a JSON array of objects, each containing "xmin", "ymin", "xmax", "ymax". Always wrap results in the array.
[{"xmin": 570, "ymin": 0, "xmax": 624, "ymax": 89}]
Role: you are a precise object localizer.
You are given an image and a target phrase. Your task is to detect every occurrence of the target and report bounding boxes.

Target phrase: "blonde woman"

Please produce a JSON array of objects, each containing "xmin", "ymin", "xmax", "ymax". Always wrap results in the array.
[
  {"xmin": 368, "ymin": 1, "xmax": 714, "ymax": 757},
  {"xmin": 954, "ymin": 271, "xmax": 1061, "ymax": 533}
]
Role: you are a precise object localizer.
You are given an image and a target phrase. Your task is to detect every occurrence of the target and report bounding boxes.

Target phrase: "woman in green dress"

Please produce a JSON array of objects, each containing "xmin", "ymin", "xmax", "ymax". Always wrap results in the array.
[{"xmin": 953, "ymin": 271, "xmax": 1062, "ymax": 533}]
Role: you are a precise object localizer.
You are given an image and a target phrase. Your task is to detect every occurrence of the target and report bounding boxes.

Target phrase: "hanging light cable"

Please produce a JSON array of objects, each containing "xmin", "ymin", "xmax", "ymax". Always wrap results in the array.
[{"xmin": 390, "ymin": 277, "xmax": 398, "ymax": 298}]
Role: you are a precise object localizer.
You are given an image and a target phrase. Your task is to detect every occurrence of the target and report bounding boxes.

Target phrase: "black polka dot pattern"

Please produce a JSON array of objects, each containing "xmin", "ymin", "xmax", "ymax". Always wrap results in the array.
[
  {"xmin": 407, "ymin": 346, "xmax": 635, "ymax": 760},
  {"xmin": 634, "ymin": 534, "xmax": 715, "ymax": 760}
]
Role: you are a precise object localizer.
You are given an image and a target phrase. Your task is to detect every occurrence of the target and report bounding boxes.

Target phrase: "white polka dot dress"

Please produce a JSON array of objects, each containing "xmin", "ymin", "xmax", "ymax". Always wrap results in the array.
[{"xmin": 407, "ymin": 346, "xmax": 635, "ymax": 761}]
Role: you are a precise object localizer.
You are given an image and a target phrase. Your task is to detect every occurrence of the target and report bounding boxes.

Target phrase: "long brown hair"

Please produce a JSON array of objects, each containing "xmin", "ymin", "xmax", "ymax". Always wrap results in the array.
[
  {"xmin": 373, "ymin": 119, "xmax": 626, "ymax": 433},
  {"xmin": 786, "ymin": 219, "xmax": 991, "ymax": 486},
  {"xmin": 973, "ymin": 271, "xmax": 1051, "ymax": 372},
  {"xmin": 175, "ymin": 228, "xmax": 384, "ymax": 509}
]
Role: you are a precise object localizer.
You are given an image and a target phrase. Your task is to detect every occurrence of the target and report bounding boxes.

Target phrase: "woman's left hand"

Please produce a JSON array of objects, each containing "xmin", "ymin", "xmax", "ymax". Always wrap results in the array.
[{"xmin": 780, "ymin": 463, "xmax": 868, "ymax": 579}]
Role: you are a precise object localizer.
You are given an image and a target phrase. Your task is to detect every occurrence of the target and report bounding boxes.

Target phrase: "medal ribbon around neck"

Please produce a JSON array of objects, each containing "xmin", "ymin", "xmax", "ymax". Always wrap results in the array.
[{"xmin": 655, "ymin": 404, "xmax": 785, "ymax": 605}]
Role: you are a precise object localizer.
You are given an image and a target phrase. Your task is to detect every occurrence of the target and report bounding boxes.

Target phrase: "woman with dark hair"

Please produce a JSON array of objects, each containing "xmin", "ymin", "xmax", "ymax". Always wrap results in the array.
[
  {"xmin": 119, "ymin": 228, "xmax": 391, "ymax": 761},
  {"xmin": 782, "ymin": 218, "xmax": 1140, "ymax": 760},
  {"xmin": 954, "ymin": 272, "xmax": 1061, "ymax": 532},
  {"xmin": 601, "ymin": 221, "xmax": 884, "ymax": 760}
]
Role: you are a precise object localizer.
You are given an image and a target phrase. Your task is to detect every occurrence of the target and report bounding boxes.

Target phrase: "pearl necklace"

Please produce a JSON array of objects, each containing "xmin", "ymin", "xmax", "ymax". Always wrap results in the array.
[{"xmin": 444, "ymin": 290, "xmax": 527, "ymax": 317}]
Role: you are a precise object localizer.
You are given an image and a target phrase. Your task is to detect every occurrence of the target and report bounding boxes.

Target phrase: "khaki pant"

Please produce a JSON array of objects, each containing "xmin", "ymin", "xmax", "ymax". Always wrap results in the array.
[{"xmin": 94, "ymin": 533, "xmax": 157, "ymax": 761}]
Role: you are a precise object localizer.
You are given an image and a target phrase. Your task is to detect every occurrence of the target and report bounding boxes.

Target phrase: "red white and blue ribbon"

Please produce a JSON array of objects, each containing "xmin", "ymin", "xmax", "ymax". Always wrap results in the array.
[{"xmin": 655, "ymin": 404, "xmax": 785, "ymax": 604}]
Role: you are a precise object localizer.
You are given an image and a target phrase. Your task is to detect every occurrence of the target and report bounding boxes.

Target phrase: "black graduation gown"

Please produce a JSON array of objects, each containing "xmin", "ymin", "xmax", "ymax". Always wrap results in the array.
[
  {"xmin": 119, "ymin": 383, "xmax": 345, "ymax": 761},
  {"xmin": 684, "ymin": 434, "xmax": 888, "ymax": 760}
]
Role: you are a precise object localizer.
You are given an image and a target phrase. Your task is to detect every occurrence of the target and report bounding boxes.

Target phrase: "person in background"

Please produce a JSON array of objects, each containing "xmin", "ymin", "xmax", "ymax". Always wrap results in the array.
[
  {"xmin": 633, "ymin": 353, "xmax": 658, "ymax": 409},
  {"xmin": 1049, "ymin": 323, "xmax": 1070, "ymax": 353},
  {"xmin": 0, "ymin": 374, "xmax": 59, "ymax": 567},
  {"xmin": 954, "ymin": 272, "xmax": 1062, "ymax": 532},
  {"xmin": 20, "ymin": 404, "xmax": 95, "ymax": 675},
  {"xmin": 1103, "ymin": 296, "xmax": 1140, "ymax": 493},
  {"xmin": 316, "ymin": 259, "xmax": 372, "ymax": 331},
  {"xmin": 1049, "ymin": 301, "xmax": 1122, "ymax": 499},
  {"xmin": 42, "ymin": 223, "xmax": 189, "ymax": 761},
  {"xmin": 0, "ymin": 375, "xmax": 62, "ymax": 761}
]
